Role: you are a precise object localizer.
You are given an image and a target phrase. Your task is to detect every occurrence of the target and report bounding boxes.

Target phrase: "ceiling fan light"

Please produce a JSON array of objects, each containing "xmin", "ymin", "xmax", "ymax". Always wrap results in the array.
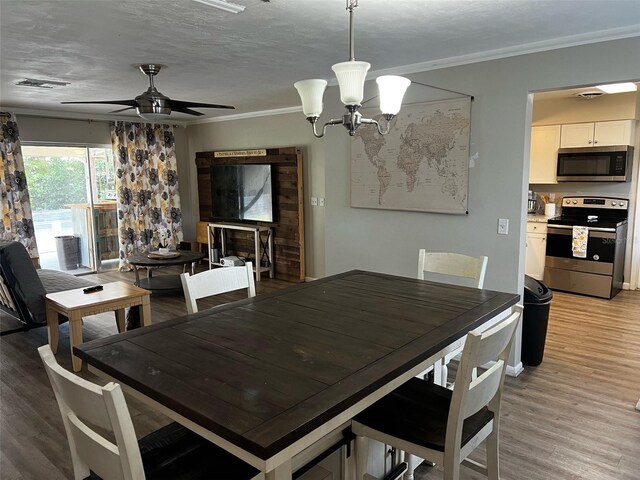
[
  {"xmin": 332, "ymin": 61, "xmax": 370, "ymax": 105},
  {"xmin": 294, "ymin": 79, "xmax": 327, "ymax": 118},
  {"xmin": 136, "ymin": 105, "xmax": 172, "ymax": 121},
  {"xmin": 595, "ymin": 82, "xmax": 637, "ymax": 94},
  {"xmin": 376, "ymin": 76, "xmax": 411, "ymax": 115}
]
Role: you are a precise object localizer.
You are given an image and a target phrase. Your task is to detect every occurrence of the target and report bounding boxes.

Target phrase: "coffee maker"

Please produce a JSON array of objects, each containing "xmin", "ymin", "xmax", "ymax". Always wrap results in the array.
[{"xmin": 527, "ymin": 190, "xmax": 537, "ymax": 214}]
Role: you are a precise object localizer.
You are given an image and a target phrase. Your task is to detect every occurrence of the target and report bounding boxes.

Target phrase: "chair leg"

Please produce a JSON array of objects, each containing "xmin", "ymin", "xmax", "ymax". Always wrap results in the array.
[
  {"xmin": 406, "ymin": 454, "xmax": 419, "ymax": 480},
  {"xmin": 355, "ymin": 435, "xmax": 368, "ymax": 480},
  {"xmin": 441, "ymin": 361, "xmax": 449, "ymax": 387},
  {"xmin": 486, "ymin": 426, "xmax": 499, "ymax": 480}
]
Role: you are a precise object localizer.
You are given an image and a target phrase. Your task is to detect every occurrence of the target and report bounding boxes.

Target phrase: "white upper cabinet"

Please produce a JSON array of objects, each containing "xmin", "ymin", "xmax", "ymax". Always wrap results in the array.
[
  {"xmin": 529, "ymin": 125, "xmax": 561, "ymax": 184},
  {"xmin": 560, "ymin": 120, "xmax": 635, "ymax": 148},
  {"xmin": 594, "ymin": 120, "xmax": 634, "ymax": 146}
]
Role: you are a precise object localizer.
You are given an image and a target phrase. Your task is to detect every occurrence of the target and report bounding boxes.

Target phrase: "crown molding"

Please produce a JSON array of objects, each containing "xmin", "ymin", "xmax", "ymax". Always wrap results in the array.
[
  {"xmin": 6, "ymin": 107, "xmax": 189, "ymax": 126},
  {"xmin": 187, "ymin": 25, "xmax": 640, "ymax": 125},
  {"xmin": 368, "ymin": 24, "xmax": 640, "ymax": 78},
  {"xmin": 186, "ymin": 105, "xmax": 302, "ymax": 126}
]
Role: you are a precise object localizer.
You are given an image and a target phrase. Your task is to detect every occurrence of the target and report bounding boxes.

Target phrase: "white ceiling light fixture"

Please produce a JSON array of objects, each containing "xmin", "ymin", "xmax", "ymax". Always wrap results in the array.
[
  {"xmin": 595, "ymin": 82, "xmax": 638, "ymax": 94},
  {"xmin": 191, "ymin": 0, "xmax": 245, "ymax": 14},
  {"xmin": 294, "ymin": 0, "xmax": 411, "ymax": 138}
]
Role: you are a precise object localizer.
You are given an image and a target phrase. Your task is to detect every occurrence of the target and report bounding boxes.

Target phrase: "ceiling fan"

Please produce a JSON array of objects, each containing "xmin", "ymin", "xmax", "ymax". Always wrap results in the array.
[{"xmin": 61, "ymin": 64, "xmax": 234, "ymax": 120}]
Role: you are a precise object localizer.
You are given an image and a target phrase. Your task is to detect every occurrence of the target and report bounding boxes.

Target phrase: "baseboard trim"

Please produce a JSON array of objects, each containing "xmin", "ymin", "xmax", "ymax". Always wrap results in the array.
[
  {"xmin": 305, "ymin": 276, "xmax": 318, "ymax": 282},
  {"xmin": 480, "ymin": 360, "xmax": 524, "ymax": 377},
  {"xmin": 623, "ymin": 282, "xmax": 630, "ymax": 290}
]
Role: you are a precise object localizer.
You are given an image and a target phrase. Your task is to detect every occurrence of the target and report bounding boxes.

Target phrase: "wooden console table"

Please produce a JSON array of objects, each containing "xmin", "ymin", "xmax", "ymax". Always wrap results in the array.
[{"xmin": 208, "ymin": 223, "xmax": 274, "ymax": 281}]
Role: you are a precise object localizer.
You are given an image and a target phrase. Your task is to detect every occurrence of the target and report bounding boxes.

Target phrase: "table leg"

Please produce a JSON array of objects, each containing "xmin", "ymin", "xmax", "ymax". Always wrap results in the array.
[
  {"xmin": 69, "ymin": 311, "xmax": 83, "ymax": 372},
  {"xmin": 254, "ymin": 231, "xmax": 261, "ymax": 282},
  {"xmin": 140, "ymin": 295, "xmax": 152, "ymax": 327},
  {"xmin": 46, "ymin": 305, "xmax": 60, "ymax": 354},
  {"xmin": 134, "ymin": 266, "xmax": 141, "ymax": 287},
  {"xmin": 115, "ymin": 309, "xmax": 126, "ymax": 333},
  {"xmin": 268, "ymin": 228, "xmax": 274, "ymax": 278},
  {"xmin": 266, "ymin": 459, "xmax": 292, "ymax": 480}
]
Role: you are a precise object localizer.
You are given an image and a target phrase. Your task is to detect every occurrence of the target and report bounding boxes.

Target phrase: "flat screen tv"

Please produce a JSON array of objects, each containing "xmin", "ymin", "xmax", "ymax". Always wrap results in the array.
[{"xmin": 211, "ymin": 164, "xmax": 274, "ymax": 222}]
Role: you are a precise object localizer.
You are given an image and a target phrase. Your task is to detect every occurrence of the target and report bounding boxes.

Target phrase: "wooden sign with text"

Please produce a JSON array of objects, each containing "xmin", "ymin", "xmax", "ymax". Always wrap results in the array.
[{"xmin": 213, "ymin": 149, "xmax": 267, "ymax": 158}]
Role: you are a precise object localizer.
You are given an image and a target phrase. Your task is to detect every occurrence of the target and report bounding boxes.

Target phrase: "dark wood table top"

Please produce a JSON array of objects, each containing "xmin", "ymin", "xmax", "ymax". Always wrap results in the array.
[
  {"xmin": 127, "ymin": 250, "xmax": 204, "ymax": 267},
  {"xmin": 75, "ymin": 270, "xmax": 518, "ymax": 463}
]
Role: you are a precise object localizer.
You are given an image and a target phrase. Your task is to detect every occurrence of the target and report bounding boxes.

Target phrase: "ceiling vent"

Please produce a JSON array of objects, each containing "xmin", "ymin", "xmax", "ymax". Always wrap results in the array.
[
  {"xmin": 576, "ymin": 91, "xmax": 604, "ymax": 100},
  {"xmin": 16, "ymin": 78, "xmax": 70, "ymax": 89}
]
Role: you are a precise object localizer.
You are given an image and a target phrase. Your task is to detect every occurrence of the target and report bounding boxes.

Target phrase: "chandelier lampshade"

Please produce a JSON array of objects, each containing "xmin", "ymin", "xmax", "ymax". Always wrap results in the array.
[
  {"xmin": 294, "ymin": 79, "xmax": 328, "ymax": 117},
  {"xmin": 331, "ymin": 61, "xmax": 371, "ymax": 105},
  {"xmin": 377, "ymin": 76, "xmax": 412, "ymax": 115}
]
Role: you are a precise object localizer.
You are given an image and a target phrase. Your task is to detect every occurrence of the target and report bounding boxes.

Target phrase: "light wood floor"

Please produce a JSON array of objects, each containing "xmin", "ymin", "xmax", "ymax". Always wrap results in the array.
[{"xmin": 1, "ymin": 267, "xmax": 639, "ymax": 479}]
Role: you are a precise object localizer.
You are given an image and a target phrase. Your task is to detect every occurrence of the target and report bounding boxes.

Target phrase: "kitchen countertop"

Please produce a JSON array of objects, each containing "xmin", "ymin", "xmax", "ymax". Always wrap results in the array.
[{"xmin": 527, "ymin": 214, "xmax": 550, "ymax": 223}]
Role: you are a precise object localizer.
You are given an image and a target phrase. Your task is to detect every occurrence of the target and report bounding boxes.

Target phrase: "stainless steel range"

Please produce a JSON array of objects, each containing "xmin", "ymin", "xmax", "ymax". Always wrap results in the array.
[{"xmin": 544, "ymin": 196, "xmax": 628, "ymax": 299}]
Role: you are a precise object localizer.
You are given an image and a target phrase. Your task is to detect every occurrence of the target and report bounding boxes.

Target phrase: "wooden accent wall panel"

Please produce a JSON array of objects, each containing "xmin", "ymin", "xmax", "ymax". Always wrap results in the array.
[{"xmin": 195, "ymin": 147, "xmax": 305, "ymax": 282}]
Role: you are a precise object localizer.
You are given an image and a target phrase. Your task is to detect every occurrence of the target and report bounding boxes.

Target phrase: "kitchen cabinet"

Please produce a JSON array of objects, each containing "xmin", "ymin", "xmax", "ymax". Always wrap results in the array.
[
  {"xmin": 560, "ymin": 120, "xmax": 634, "ymax": 148},
  {"xmin": 525, "ymin": 221, "xmax": 547, "ymax": 280},
  {"xmin": 529, "ymin": 125, "xmax": 561, "ymax": 184}
]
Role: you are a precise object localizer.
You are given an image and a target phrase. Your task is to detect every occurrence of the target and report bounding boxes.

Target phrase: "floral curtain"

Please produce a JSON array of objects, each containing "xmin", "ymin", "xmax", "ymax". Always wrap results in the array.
[
  {"xmin": 112, "ymin": 122, "xmax": 183, "ymax": 270},
  {"xmin": 0, "ymin": 113, "xmax": 39, "ymax": 257}
]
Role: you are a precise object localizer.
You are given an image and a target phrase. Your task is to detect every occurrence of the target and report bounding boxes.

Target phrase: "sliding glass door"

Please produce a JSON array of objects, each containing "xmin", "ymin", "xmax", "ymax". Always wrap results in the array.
[{"xmin": 22, "ymin": 145, "xmax": 117, "ymax": 274}]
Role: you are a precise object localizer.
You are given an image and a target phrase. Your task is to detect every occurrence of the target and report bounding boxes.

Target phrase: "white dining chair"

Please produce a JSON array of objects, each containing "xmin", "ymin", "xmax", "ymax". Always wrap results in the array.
[
  {"xmin": 418, "ymin": 250, "xmax": 488, "ymax": 288},
  {"xmin": 418, "ymin": 250, "xmax": 489, "ymax": 387},
  {"xmin": 352, "ymin": 307, "xmax": 521, "ymax": 480},
  {"xmin": 180, "ymin": 262, "xmax": 256, "ymax": 314},
  {"xmin": 38, "ymin": 345, "xmax": 263, "ymax": 480}
]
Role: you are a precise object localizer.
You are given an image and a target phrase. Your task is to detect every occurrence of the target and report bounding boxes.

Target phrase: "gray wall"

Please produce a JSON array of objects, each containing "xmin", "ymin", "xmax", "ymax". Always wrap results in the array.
[
  {"xmin": 185, "ymin": 115, "xmax": 327, "ymax": 279},
  {"xmin": 322, "ymin": 37, "xmax": 640, "ymax": 295},
  {"xmin": 17, "ymin": 115, "xmax": 112, "ymax": 145}
]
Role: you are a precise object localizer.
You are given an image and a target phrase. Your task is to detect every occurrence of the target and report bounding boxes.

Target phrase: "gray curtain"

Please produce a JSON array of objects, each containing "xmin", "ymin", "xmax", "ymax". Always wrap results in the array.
[{"xmin": 0, "ymin": 113, "xmax": 39, "ymax": 257}]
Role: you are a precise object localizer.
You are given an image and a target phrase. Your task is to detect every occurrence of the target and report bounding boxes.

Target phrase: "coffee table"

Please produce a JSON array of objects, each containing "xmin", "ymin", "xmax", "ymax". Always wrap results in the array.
[
  {"xmin": 45, "ymin": 281, "xmax": 151, "ymax": 372},
  {"xmin": 127, "ymin": 251, "xmax": 205, "ymax": 291}
]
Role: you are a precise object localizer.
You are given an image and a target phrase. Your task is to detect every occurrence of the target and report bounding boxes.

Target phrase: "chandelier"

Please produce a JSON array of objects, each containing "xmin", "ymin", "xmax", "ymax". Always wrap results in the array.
[{"xmin": 294, "ymin": 0, "xmax": 411, "ymax": 138}]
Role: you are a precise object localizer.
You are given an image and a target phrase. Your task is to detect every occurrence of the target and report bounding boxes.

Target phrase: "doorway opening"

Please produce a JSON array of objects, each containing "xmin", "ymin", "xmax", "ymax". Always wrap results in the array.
[
  {"xmin": 525, "ymin": 82, "xmax": 640, "ymax": 291},
  {"xmin": 22, "ymin": 145, "xmax": 118, "ymax": 274}
]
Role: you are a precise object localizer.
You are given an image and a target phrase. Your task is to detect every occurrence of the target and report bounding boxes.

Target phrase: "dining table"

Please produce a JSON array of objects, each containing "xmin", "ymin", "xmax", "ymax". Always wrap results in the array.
[{"xmin": 74, "ymin": 270, "xmax": 519, "ymax": 479}]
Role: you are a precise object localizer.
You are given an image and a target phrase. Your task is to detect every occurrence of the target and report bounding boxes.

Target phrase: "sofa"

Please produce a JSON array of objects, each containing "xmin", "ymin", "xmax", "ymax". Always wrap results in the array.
[{"xmin": 0, "ymin": 240, "xmax": 95, "ymax": 329}]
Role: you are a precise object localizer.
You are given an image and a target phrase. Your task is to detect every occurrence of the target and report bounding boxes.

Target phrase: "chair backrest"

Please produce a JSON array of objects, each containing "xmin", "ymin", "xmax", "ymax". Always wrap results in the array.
[
  {"xmin": 180, "ymin": 262, "xmax": 256, "ymax": 314},
  {"xmin": 417, "ymin": 250, "xmax": 488, "ymax": 289},
  {"xmin": 446, "ymin": 307, "xmax": 522, "ymax": 454},
  {"xmin": 38, "ymin": 345, "xmax": 144, "ymax": 480},
  {"xmin": 0, "ymin": 240, "xmax": 46, "ymax": 325}
]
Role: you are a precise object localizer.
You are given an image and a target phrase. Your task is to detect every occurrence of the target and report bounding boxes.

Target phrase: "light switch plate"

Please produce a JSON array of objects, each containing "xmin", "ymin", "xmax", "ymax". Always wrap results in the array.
[
  {"xmin": 319, "ymin": 197, "xmax": 325, "ymax": 207},
  {"xmin": 498, "ymin": 218, "xmax": 509, "ymax": 235},
  {"xmin": 311, "ymin": 196, "xmax": 318, "ymax": 206}
]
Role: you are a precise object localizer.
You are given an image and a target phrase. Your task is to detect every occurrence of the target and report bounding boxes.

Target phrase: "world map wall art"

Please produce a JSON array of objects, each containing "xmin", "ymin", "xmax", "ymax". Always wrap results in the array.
[{"xmin": 351, "ymin": 97, "xmax": 471, "ymax": 214}]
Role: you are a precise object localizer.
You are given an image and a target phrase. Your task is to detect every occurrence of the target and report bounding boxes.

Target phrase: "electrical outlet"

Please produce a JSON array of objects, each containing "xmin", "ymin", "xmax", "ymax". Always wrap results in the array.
[
  {"xmin": 311, "ymin": 196, "xmax": 318, "ymax": 206},
  {"xmin": 319, "ymin": 197, "xmax": 325, "ymax": 207},
  {"xmin": 498, "ymin": 218, "xmax": 509, "ymax": 235}
]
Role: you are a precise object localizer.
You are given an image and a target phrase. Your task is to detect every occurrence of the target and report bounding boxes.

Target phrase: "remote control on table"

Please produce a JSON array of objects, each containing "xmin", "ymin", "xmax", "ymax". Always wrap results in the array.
[{"xmin": 83, "ymin": 285, "xmax": 103, "ymax": 294}]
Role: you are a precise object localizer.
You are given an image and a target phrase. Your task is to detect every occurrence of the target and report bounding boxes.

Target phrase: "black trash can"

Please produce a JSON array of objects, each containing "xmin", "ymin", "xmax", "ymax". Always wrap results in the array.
[
  {"xmin": 522, "ymin": 275, "xmax": 553, "ymax": 366},
  {"xmin": 55, "ymin": 235, "xmax": 80, "ymax": 270}
]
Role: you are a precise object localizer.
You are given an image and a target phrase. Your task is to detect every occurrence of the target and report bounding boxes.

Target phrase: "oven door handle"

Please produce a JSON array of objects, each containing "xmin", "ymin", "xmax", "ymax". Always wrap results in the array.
[{"xmin": 547, "ymin": 225, "xmax": 617, "ymax": 238}]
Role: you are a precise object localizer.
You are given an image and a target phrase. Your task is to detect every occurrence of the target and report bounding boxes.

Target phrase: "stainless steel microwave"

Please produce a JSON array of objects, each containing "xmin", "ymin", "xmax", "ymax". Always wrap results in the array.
[{"xmin": 556, "ymin": 145, "xmax": 633, "ymax": 182}]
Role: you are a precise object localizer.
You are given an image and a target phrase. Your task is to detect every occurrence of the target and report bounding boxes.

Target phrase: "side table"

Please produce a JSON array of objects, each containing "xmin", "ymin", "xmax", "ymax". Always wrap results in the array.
[{"xmin": 45, "ymin": 281, "xmax": 151, "ymax": 371}]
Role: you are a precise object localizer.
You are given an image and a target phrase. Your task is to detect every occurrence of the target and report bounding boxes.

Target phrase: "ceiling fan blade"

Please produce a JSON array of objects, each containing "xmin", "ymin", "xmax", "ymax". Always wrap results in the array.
[
  {"xmin": 172, "ymin": 107, "xmax": 205, "ymax": 116},
  {"xmin": 61, "ymin": 100, "xmax": 138, "ymax": 107},
  {"xmin": 110, "ymin": 106, "xmax": 136, "ymax": 113},
  {"xmin": 170, "ymin": 99, "xmax": 235, "ymax": 110}
]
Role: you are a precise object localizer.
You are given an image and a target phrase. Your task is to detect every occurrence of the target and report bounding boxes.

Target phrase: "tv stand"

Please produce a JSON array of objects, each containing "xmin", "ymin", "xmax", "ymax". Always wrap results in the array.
[{"xmin": 207, "ymin": 223, "xmax": 274, "ymax": 281}]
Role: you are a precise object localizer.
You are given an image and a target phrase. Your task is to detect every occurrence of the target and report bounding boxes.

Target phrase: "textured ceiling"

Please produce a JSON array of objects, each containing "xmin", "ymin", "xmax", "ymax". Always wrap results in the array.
[{"xmin": 1, "ymin": 0, "xmax": 639, "ymax": 121}]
